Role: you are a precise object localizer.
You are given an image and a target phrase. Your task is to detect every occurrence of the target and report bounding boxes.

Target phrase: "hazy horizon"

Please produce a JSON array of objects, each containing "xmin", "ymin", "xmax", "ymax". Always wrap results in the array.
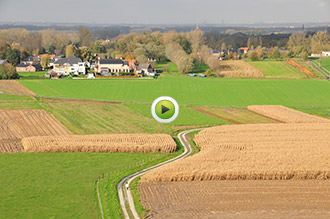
[{"xmin": 0, "ymin": 0, "xmax": 330, "ymax": 25}]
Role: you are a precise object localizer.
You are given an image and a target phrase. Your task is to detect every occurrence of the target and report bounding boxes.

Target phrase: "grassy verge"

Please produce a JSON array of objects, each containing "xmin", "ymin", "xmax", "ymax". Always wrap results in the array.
[
  {"xmin": 0, "ymin": 153, "xmax": 166, "ymax": 219},
  {"xmin": 100, "ymin": 140, "xmax": 184, "ymax": 218}
]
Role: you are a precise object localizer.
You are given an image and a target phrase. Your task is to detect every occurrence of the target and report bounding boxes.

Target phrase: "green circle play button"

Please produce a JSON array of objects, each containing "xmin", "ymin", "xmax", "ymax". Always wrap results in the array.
[
  {"xmin": 151, "ymin": 97, "xmax": 179, "ymax": 123},
  {"xmin": 155, "ymin": 100, "xmax": 175, "ymax": 120}
]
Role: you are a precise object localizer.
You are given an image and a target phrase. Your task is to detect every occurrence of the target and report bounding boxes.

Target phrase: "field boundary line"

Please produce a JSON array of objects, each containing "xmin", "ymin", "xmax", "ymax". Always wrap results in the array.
[
  {"xmin": 96, "ymin": 178, "xmax": 105, "ymax": 219},
  {"xmin": 117, "ymin": 128, "xmax": 204, "ymax": 219}
]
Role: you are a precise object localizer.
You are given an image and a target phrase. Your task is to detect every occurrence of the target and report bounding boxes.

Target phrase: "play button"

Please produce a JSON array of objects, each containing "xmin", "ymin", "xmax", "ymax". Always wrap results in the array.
[
  {"xmin": 151, "ymin": 97, "xmax": 179, "ymax": 123},
  {"xmin": 162, "ymin": 105, "xmax": 170, "ymax": 114}
]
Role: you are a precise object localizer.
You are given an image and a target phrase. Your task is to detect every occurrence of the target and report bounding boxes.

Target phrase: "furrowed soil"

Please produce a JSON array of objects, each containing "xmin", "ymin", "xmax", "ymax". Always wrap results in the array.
[
  {"xmin": 139, "ymin": 181, "xmax": 330, "ymax": 219},
  {"xmin": 0, "ymin": 80, "xmax": 35, "ymax": 95}
]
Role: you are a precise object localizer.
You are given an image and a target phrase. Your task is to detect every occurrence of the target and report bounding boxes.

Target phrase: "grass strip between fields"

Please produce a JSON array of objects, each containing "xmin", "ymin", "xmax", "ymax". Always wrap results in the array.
[{"xmin": 98, "ymin": 139, "xmax": 184, "ymax": 219}]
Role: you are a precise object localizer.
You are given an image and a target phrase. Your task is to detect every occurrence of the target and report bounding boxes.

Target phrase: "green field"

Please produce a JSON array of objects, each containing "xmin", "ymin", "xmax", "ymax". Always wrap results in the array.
[
  {"xmin": 321, "ymin": 57, "xmax": 330, "ymax": 72},
  {"xmin": 0, "ymin": 152, "xmax": 169, "ymax": 219},
  {"xmin": 20, "ymin": 76, "xmax": 330, "ymax": 107},
  {"xmin": 156, "ymin": 61, "xmax": 178, "ymax": 74},
  {"xmin": 18, "ymin": 71, "xmax": 47, "ymax": 79},
  {"xmin": 248, "ymin": 61, "xmax": 304, "ymax": 78}
]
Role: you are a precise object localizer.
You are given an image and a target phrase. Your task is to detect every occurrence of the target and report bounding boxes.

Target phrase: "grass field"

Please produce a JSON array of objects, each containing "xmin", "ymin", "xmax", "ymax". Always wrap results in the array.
[
  {"xmin": 18, "ymin": 71, "xmax": 47, "ymax": 79},
  {"xmin": 295, "ymin": 107, "xmax": 330, "ymax": 120},
  {"xmin": 0, "ymin": 152, "xmax": 169, "ymax": 219},
  {"xmin": 156, "ymin": 61, "xmax": 178, "ymax": 74},
  {"xmin": 249, "ymin": 61, "xmax": 304, "ymax": 78},
  {"xmin": 20, "ymin": 76, "xmax": 330, "ymax": 107},
  {"xmin": 321, "ymin": 57, "xmax": 330, "ymax": 72}
]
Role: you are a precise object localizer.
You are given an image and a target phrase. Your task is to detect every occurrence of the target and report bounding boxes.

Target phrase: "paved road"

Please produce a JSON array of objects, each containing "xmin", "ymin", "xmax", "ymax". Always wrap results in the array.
[
  {"xmin": 310, "ymin": 61, "xmax": 330, "ymax": 79},
  {"xmin": 117, "ymin": 128, "xmax": 204, "ymax": 219}
]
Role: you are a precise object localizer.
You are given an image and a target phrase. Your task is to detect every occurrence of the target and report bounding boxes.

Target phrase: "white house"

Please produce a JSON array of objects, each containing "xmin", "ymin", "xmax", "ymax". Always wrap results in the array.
[
  {"xmin": 53, "ymin": 56, "xmax": 86, "ymax": 75},
  {"xmin": 322, "ymin": 51, "xmax": 330, "ymax": 57},
  {"xmin": 136, "ymin": 63, "xmax": 156, "ymax": 76}
]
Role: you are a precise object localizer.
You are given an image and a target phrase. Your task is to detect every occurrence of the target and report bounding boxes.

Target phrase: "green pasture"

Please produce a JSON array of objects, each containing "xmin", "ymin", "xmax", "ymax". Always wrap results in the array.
[
  {"xmin": 248, "ymin": 61, "xmax": 304, "ymax": 78},
  {"xmin": 20, "ymin": 76, "xmax": 330, "ymax": 107},
  {"xmin": 0, "ymin": 152, "xmax": 170, "ymax": 219}
]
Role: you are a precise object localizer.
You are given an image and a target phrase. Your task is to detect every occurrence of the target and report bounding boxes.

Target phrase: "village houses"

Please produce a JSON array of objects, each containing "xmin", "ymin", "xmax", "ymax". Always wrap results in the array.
[{"xmin": 53, "ymin": 56, "xmax": 86, "ymax": 75}]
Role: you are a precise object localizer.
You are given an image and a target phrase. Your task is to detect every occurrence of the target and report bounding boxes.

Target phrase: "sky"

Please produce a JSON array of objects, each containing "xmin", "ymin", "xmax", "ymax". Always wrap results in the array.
[{"xmin": 0, "ymin": 0, "xmax": 330, "ymax": 25}]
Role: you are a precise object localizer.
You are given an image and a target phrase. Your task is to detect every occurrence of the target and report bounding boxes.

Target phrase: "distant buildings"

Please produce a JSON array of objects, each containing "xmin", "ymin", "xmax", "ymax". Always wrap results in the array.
[
  {"xmin": 136, "ymin": 63, "xmax": 156, "ymax": 76},
  {"xmin": 16, "ymin": 64, "xmax": 42, "ymax": 72},
  {"xmin": 239, "ymin": 47, "xmax": 250, "ymax": 54},
  {"xmin": 53, "ymin": 56, "xmax": 86, "ymax": 75},
  {"xmin": 21, "ymin": 56, "xmax": 40, "ymax": 65},
  {"xmin": 95, "ymin": 59, "xmax": 131, "ymax": 75}
]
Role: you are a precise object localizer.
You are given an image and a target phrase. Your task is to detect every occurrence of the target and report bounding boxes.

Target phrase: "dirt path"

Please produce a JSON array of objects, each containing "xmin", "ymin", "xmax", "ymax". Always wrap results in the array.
[{"xmin": 117, "ymin": 128, "xmax": 204, "ymax": 219}]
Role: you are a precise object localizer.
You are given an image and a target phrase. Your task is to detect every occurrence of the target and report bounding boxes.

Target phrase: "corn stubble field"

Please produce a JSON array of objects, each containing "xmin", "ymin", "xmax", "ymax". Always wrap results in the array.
[
  {"xmin": 0, "ymin": 109, "xmax": 72, "ymax": 153},
  {"xmin": 22, "ymin": 134, "xmax": 176, "ymax": 153},
  {"xmin": 218, "ymin": 60, "xmax": 264, "ymax": 78},
  {"xmin": 248, "ymin": 105, "xmax": 330, "ymax": 123},
  {"xmin": 139, "ymin": 106, "xmax": 330, "ymax": 218}
]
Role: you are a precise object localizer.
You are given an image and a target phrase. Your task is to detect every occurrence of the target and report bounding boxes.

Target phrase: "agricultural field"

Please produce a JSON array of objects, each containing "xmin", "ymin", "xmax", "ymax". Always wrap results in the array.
[
  {"xmin": 0, "ymin": 80, "xmax": 35, "ymax": 95},
  {"xmin": 139, "ymin": 181, "xmax": 330, "ymax": 218},
  {"xmin": 295, "ymin": 107, "xmax": 330, "ymax": 120},
  {"xmin": 249, "ymin": 61, "xmax": 304, "ymax": 79},
  {"xmin": 248, "ymin": 105, "xmax": 330, "ymax": 123},
  {"xmin": 22, "ymin": 134, "xmax": 176, "ymax": 153},
  {"xmin": 19, "ymin": 77, "xmax": 330, "ymax": 107},
  {"xmin": 294, "ymin": 59, "xmax": 327, "ymax": 79},
  {"xmin": 321, "ymin": 57, "xmax": 330, "ymax": 72},
  {"xmin": 0, "ymin": 109, "xmax": 71, "ymax": 153},
  {"xmin": 191, "ymin": 107, "xmax": 277, "ymax": 124},
  {"xmin": 218, "ymin": 60, "xmax": 264, "ymax": 78},
  {"xmin": 142, "ymin": 123, "xmax": 330, "ymax": 181},
  {"xmin": 0, "ymin": 152, "xmax": 171, "ymax": 219}
]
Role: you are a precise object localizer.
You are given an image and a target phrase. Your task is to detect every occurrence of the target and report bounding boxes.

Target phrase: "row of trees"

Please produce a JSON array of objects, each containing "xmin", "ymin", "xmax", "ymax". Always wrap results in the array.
[
  {"xmin": 288, "ymin": 30, "xmax": 330, "ymax": 56},
  {"xmin": 165, "ymin": 43, "xmax": 193, "ymax": 74}
]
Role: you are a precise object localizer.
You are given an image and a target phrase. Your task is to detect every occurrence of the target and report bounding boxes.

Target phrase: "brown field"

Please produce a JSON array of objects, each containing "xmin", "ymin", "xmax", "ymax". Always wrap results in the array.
[
  {"xmin": 22, "ymin": 134, "xmax": 176, "ymax": 153},
  {"xmin": 142, "ymin": 123, "xmax": 330, "ymax": 181},
  {"xmin": 139, "ymin": 181, "xmax": 330, "ymax": 219},
  {"xmin": 218, "ymin": 60, "xmax": 264, "ymax": 78},
  {"xmin": 0, "ymin": 80, "xmax": 35, "ymax": 95},
  {"xmin": 248, "ymin": 105, "xmax": 330, "ymax": 123},
  {"xmin": 192, "ymin": 107, "xmax": 277, "ymax": 124},
  {"xmin": 0, "ymin": 109, "xmax": 72, "ymax": 153}
]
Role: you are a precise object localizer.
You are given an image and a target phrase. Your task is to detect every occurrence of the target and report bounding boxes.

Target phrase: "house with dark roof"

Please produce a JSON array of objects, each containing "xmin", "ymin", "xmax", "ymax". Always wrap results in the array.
[
  {"xmin": 21, "ymin": 56, "xmax": 40, "ymax": 65},
  {"xmin": 136, "ymin": 63, "xmax": 156, "ymax": 76},
  {"xmin": 16, "ymin": 64, "xmax": 42, "ymax": 72},
  {"xmin": 53, "ymin": 56, "xmax": 85, "ymax": 75},
  {"xmin": 95, "ymin": 58, "xmax": 131, "ymax": 75}
]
